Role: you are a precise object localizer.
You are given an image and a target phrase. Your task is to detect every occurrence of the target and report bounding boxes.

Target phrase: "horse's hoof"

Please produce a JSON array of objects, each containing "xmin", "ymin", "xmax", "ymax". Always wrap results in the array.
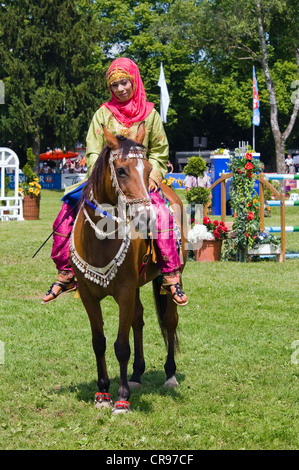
[
  {"xmin": 112, "ymin": 400, "xmax": 131, "ymax": 414},
  {"xmin": 94, "ymin": 392, "xmax": 113, "ymax": 409},
  {"xmin": 128, "ymin": 381, "xmax": 142, "ymax": 389},
  {"xmin": 164, "ymin": 376, "xmax": 179, "ymax": 388}
]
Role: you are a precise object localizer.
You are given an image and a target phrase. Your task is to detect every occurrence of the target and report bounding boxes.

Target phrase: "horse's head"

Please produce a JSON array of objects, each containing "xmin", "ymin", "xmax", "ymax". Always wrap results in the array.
[
  {"xmin": 102, "ymin": 123, "xmax": 152, "ymax": 208},
  {"xmin": 85, "ymin": 123, "xmax": 155, "ymax": 237}
]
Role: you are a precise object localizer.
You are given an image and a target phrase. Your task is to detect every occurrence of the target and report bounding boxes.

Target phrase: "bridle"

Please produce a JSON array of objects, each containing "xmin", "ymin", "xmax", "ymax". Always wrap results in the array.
[
  {"xmin": 69, "ymin": 146, "xmax": 153, "ymax": 287},
  {"xmin": 109, "ymin": 146, "xmax": 151, "ymax": 207}
]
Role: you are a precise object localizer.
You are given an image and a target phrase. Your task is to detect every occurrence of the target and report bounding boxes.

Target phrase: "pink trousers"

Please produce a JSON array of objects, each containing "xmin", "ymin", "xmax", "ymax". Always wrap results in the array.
[{"xmin": 51, "ymin": 191, "xmax": 181, "ymax": 284}]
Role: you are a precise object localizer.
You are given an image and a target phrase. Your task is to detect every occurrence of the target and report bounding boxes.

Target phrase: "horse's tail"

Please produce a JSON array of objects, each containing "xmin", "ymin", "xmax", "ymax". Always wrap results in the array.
[{"xmin": 152, "ymin": 276, "xmax": 180, "ymax": 353}]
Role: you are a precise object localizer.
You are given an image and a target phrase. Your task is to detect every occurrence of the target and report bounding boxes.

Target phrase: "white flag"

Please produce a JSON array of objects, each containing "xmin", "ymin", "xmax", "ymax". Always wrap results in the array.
[{"xmin": 158, "ymin": 62, "xmax": 170, "ymax": 123}]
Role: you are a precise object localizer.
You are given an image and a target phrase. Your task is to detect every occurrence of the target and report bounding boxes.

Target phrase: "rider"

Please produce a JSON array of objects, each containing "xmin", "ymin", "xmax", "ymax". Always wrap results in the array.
[{"xmin": 42, "ymin": 57, "xmax": 188, "ymax": 306}]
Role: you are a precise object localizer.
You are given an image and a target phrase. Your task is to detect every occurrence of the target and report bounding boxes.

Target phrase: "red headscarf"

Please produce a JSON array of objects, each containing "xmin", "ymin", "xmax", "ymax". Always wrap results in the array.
[{"xmin": 102, "ymin": 58, "xmax": 154, "ymax": 128}]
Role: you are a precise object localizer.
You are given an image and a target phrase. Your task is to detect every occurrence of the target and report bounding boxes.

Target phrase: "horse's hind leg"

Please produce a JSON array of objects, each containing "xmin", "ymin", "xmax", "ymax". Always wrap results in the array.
[
  {"xmin": 77, "ymin": 283, "xmax": 112, "ymax": 408},
  {"xmin": 163, "ymin": 299, "xmax": 179, "ymax": 388},
  {"xmin": 129, "ymin": 289, "xmax": 145, "ymax": 388}
]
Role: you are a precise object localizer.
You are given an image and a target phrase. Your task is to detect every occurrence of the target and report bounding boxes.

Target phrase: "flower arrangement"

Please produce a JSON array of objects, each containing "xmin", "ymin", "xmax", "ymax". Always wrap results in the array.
[
  {"xmin": 252, "ymin": 231, "xmax": 280, "ymax": 248},
  {"xmin": 162, "ymin": 176, "xmax": 183, "ymax": 188},
  {"xmin": 19, "ymin": 178, "xmax": 41, "ymax": 198},
  {"xmin": 223, "ymin": 152, "xmax": 280, "ymax": 260},
  {"xmin": 188, "ymin": 217, "xmax": 229, "ymax": 244},
  {"xmin": 18, "ymin": 148, "xmax": 41, "ymax": 198},
  {"xmin": 212, "ymin": 148, "xmax": 230, "ymax": 155}
]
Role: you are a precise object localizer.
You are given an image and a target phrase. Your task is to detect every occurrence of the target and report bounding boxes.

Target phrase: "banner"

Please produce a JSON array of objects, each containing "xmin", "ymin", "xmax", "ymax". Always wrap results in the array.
[
  {"xmin": 158, "ymin": 63, "xmax": 170, "ymax": 123},
  {"xmin": 252, "ymin": 66, "xmax": 260, "ymax": 126}
]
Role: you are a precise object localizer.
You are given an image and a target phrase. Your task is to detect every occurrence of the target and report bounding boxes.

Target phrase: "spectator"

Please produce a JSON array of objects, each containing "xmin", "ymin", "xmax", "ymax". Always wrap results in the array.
[{"xmin": 285, "ymin": 154, "xmax": 294, "ymax": 172}]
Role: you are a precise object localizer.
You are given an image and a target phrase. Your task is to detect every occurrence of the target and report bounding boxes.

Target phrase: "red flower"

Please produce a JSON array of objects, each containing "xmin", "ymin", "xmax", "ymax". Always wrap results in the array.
[
  {"xmin": 213, "ymin": 220, "xmax": 219, "ymax": 226},
  {"xmin": 247, "ymin": 171, "xmax": 253, "ymax": 178},
  {"xmin": 247, "ymin": 211, "xmax": 254, "ymax": 220},
  {"xmin": 203, "ymin": 216, "xmax": 211, "ymax": 225},
  {"xmin": 245, "ymin": 162, "xmax": 254, "ymax": 170},
  {"xmin": 213, "ymin": 230, "xmax": 220, "ymax": 239},
  {"xmin": 245, "ymin": 153, "xmax": 253, "ymax": 160}
]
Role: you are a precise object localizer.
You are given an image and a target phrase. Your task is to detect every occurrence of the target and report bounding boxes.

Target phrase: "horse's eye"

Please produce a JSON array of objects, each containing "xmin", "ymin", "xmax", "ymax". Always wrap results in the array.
[{"xmin": 116, "ymin": 167, "xmax": 126, "ymax": 177}]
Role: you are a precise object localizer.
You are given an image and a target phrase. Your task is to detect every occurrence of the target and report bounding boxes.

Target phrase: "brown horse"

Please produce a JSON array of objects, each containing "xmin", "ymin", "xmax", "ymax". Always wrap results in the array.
[{"xmin": 70, "ymin": 124, "xmax": 188, "ymax": 413}]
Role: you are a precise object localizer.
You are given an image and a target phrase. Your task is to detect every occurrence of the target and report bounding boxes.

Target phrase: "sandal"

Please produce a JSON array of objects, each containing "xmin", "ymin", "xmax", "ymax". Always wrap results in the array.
[
  {"xmin": 41, "ymin": 280, "xmax": 76, "ymax": 304},
  {"xmin": 161, "ymin": 283, "xmax": 188, "ymax": 307}
]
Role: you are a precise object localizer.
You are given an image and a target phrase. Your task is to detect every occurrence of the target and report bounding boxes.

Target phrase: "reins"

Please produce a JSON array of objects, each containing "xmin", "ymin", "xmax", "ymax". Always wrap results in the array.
[{"xmin": 70, "ymin": 145, "xmax": 155, "ymax": 286}]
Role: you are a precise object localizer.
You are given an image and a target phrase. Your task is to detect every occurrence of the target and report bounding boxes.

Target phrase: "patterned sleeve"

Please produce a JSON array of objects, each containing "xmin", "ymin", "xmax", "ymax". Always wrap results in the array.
[
  {"xmin": 85, "ymin": 108, "xmax": 106, "ymax": 177},
  {"xmin": 147, "ymin": 110, "xmax": 169, "ymax": 186}
]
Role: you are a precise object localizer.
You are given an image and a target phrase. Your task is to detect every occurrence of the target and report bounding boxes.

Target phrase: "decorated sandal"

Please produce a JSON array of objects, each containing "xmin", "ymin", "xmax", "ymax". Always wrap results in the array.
[
  {"xmin": 161, "ymin": 283, "xmax": 188, "ymax": 306},
  {"xmin": 41, "ymin": 279, "xmax": 76, "ymax": 304}
]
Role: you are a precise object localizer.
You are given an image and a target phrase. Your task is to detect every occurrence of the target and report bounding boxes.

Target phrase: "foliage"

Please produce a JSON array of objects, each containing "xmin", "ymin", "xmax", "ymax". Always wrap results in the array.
[
  {"xmin": 223, "ymin": 153, "xmax": 263, "ymax": 258},
  {"xmin": 185, "ymin": 186, "xmax": 211, "ymax": 206},
  {"xmin": 183, "ymin": 156, "xmax": 207, "ymax": 177},
  {"xmin": 0, "ymin": 0, "xmax": 105, "ymax": 162},
  {"xmin": 19, "ymin": 148, "xmax": 41, "ymax": 198},
  {"xmin": 223, "ymin": 152, "xmax": 281, "ymax": 259}
]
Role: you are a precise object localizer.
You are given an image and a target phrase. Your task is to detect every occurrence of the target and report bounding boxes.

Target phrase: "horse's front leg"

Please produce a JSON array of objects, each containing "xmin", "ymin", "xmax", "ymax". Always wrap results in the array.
[
  {"xmin": 76, "ymin": 282, "xmax": 112, "ymax": 409},
  {"xmin": 129, "ymin": 288, "xmax": 145, "ymax": 388},
  {"xmin": 113, "ymin": 289, "xmax": 136, "ymax": 413}
]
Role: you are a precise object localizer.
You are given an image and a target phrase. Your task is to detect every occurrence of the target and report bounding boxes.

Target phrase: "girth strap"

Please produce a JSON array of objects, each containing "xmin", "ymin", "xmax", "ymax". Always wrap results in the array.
[{"xmin": 138, "ymin": 232, "xmax": 157, "ymax": 277}]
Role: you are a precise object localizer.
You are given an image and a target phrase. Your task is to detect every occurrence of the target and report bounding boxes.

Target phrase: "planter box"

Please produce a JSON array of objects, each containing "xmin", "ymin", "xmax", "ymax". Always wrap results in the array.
[
  {"xmin": 23, "ymin": 195, "xmax": 40, "ymax": 220},
  {"xmin": 248, "ymin": 244, "xmax": 281, "ymax": 255},
  {"xmin": 194, "ymin": 239, "xmax": 223, "ymax": 262}
]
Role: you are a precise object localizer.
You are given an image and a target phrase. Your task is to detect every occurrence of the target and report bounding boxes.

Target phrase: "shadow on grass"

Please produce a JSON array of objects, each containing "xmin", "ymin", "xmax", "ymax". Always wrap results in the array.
[{"xmin": 67, "ymin": 370, "xmax": 186, "ymax": 413}]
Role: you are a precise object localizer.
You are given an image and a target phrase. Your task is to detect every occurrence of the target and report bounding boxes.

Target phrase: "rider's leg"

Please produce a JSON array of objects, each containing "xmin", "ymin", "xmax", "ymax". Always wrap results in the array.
[
  {"xmin": 42, "ymin": 203, "xmax": 76, "ymax": 303},
  {"xmin": 150, "ymin": 191, "xmax": 188, "ymax": 306}
]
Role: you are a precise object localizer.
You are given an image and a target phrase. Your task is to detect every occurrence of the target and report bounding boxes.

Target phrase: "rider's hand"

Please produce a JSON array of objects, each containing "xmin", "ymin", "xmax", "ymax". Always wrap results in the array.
[{"xmin": 149, "ymin": 179, "xmax": 158, "ymax": 192}]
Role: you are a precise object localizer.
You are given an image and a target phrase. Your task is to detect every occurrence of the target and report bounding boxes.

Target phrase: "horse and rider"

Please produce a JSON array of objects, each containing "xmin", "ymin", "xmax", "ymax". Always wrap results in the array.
[{"xmin": 41, "ymin": 58, "xmax": 188, "ymax": 412}]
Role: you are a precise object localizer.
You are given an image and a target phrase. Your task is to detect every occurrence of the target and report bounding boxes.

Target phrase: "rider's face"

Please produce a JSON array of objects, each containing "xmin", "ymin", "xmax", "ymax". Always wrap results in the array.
[{"xmin": 110, "ymin": 79, "xmax": 133, "ymax": 102}]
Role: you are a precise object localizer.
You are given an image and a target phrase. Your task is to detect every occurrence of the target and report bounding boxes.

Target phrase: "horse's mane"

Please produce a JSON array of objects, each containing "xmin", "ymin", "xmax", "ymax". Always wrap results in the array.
[{"xmin": 82, "ymin": 135, "xmax": 145, "ymax": 199}]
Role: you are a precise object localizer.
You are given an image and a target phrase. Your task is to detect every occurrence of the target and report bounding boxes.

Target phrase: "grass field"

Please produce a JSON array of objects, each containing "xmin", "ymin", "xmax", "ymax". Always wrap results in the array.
[{"xmin": 0, "ymin": 189, "xmax": 298, "ymax": 450}]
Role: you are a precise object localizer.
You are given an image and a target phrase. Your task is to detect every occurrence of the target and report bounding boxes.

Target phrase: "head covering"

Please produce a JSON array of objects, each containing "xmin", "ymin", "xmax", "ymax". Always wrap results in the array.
[{"xmin": 102, "ymin": 58, "xmax": 154, "ymax": 128}]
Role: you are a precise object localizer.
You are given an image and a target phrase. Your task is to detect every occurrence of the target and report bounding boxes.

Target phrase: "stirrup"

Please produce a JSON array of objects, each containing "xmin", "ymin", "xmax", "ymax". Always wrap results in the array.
[{"xmin": 161, "ymin": 283, "xmax": 188, "ymax": 306}]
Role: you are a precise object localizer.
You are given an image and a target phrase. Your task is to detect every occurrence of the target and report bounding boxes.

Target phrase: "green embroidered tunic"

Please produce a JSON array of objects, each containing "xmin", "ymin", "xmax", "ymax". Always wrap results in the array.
[
  {"xmin": 86, "ymin": 106, "xmax": 169, "ymax": 185},
  {"xmin": 64, "ymin": 107, "xmax": 169, "ymax": 195}
]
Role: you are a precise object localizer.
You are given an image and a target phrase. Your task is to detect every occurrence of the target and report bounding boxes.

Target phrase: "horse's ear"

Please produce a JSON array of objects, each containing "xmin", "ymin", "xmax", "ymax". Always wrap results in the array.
[
  {"xmin": 101, "ymin": 124, "xmax": 119, "ymax": 150},
  {"xmin": 135, "ymin": 122, "xmax": 146, "ymax": 145}
]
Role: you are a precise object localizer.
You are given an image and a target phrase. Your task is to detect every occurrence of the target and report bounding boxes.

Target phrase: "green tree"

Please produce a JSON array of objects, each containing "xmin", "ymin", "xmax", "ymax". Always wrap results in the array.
[
  {"xmin": 196, "ymin": 0, "xmax": 299, "ymax": 172},
  {"xmin": 0, "ymin": 0, "xmax": 106, "ymax": 169}
]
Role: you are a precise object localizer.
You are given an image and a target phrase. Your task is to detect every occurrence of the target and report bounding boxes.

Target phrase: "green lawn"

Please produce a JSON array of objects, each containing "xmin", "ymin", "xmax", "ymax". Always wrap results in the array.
[{"xmin": 0, "ymin": 190, "xmax": 298, "ymax": 450}]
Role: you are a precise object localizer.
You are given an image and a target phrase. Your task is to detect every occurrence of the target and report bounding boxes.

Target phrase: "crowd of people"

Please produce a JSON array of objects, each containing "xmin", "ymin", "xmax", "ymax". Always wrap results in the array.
[
  {"xmin": 285, "ymin": 154, "xmax": 299, "ymax": 174},
  {"xmin": 39, "ymin": 156, "xmax": 87, "ymax": 174}
]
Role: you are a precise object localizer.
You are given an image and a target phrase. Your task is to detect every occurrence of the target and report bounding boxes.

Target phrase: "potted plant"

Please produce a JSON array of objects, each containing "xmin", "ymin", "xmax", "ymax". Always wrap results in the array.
[
  {"xmin": 188, "ymin": 217, "xmax": 229, "ymax": 262},
  {"xmin": 248, "ymin": 231, "xmax": 281, "ymax": 256},
  {"xmin": 19, "ymin": 148, "xmax": 41, "ymax": 220},
  {"xmin": 183, "ymin": 156, "xmax": 211, "ymax": 222}
]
